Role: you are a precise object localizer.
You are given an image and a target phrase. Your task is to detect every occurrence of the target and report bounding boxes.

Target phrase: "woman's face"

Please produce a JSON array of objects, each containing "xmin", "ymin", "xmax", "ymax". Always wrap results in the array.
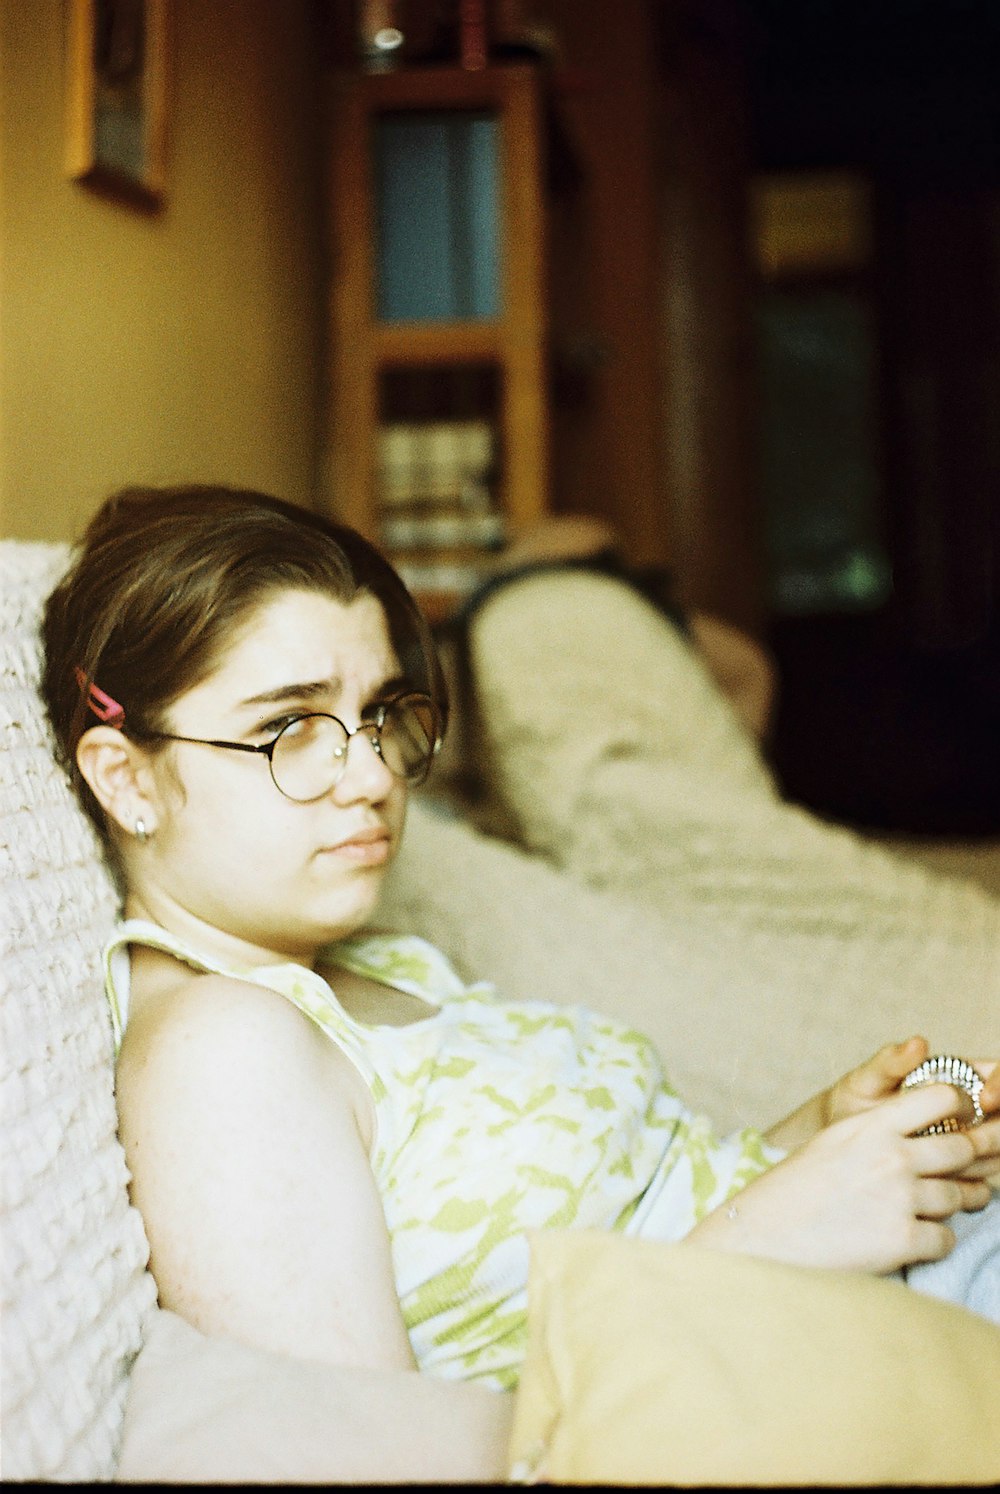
[{"xmin": 127, "ymin": 587, "xmax": 410, "ymax": 964}]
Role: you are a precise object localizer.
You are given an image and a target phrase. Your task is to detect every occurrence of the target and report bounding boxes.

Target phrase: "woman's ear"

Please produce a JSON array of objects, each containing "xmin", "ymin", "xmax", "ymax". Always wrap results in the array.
[{"xmin": 76, "ymin": 726, "xmax": 160, "ymax": 838}]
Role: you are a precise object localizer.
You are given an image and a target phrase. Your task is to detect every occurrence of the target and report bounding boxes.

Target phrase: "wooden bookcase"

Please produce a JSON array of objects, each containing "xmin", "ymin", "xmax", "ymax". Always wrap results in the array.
[{"xmin": 324, "ymin": 63, "xmax": 550, "ymax": 618}]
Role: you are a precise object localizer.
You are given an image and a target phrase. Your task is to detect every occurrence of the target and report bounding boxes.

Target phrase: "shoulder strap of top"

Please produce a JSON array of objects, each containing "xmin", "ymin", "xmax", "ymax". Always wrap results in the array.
[
  {"xmin": 103, "ymin": 918, "xmax": 254, "ymax": 1049},
  {"xmin": 103, "ymin": 922, "xmax": 400, "ymax": 1113},
  {"xmin": 327, "ymin": 931, "xmax": 468, "ymax": 1003},
  {"xmin": 103, "ymin": 922, "xmax": 472, "ymax": 1051}
]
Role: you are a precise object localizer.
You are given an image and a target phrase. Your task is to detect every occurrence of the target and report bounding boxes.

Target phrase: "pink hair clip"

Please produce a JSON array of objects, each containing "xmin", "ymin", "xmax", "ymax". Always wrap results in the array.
[{"xmin": 74, "ymin": 667, "xmax": 126, "ymax": 728}]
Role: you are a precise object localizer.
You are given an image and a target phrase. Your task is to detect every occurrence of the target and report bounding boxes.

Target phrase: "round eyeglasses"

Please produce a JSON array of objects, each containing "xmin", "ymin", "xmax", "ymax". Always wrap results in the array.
[{"xmin": 136, "ymin": 692, "xmax": 440, "ymax": 802}]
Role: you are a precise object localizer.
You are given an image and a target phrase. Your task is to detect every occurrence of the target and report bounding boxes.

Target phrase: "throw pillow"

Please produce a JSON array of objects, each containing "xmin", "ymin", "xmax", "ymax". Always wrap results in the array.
[{"xmin": 508, "ymin": 1229, "xmax": 1000, "ymax": 1485}]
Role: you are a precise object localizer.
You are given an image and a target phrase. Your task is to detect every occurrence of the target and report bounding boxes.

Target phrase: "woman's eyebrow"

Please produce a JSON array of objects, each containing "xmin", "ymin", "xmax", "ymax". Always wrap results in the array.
[
  {"xmin": 238, "ymin": 672, "xmax": 410, "ymax": 711},
  {"xmin": 239, "ymin": 679, "xmax": 337, "ymax": 709}
]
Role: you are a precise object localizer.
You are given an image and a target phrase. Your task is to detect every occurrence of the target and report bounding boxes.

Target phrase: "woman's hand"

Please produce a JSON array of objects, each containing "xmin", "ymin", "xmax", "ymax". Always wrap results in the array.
[
  {"xmin": 825, "ymin": 1035, "xmax": 930, "ymax": 1124},
  {"xmin": 829, "ymin": 1041, "xmax": 1000, "ymax": 1181},
  {"xmin": 763, "ymin": 1038, "xmax": 931, "ymax": 1149},
  {"xmin": 690, "ymin": 1083, "xmax": 995, "ymax": 1276},
  {"xmin": 768, "ymin": 1037, "xmax": 1000, "ymax": 1171}
]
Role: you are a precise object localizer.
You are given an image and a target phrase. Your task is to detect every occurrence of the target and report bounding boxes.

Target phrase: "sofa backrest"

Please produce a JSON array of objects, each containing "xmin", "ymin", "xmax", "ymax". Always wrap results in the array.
[{"xmin": 0, "ymin": 541, "xmax": 157, "ymax": 1481}]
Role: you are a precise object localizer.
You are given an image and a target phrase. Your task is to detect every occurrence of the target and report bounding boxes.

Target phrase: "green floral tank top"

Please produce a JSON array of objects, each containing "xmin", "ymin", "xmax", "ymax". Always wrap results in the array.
[{"xmin": 104, "ymin": 920, "xmax": 779, "ymax": 1390}]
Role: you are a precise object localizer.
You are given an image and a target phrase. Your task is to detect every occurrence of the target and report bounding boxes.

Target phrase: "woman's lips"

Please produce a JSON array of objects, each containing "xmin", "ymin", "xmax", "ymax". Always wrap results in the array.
[{"xmin": 323, "ymin": 827, "xmax": 391, "ymax": 865}]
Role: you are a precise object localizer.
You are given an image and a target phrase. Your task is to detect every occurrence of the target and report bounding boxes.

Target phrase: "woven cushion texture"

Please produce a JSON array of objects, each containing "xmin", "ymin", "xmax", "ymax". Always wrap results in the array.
[
  {"xmin": 380, "ymin": 575, "xmax": 998, "ymax": 1133},
  {"xmin": 467, "ymin": 570, "xmax": 1000, "ymax": 948},
  {"xmin": 456, "ymin": 572, "xmax": 1000, "ymax": 1094},
  {"xmin": 1, "ymin": 541, "xmax": 157, "ymax": 1482}
]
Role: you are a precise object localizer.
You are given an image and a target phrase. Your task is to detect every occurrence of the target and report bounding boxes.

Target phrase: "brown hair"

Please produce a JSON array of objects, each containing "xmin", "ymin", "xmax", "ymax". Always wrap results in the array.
[{"xmin": 42, "ymin": 485, "xmax": 446, "ymax": 839}]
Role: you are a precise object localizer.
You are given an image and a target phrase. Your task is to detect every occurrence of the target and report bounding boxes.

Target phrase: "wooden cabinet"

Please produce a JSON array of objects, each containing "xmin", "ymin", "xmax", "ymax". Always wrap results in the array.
[{"xmin": 324, "ymin": 63, "xmax": 550, "ymax": 618}]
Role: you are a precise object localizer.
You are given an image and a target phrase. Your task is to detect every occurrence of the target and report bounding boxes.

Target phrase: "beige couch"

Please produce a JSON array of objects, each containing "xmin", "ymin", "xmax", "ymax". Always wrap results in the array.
[{"xmin": 3, "ymin": 540, "xmax": 999, "ymax": 1482}]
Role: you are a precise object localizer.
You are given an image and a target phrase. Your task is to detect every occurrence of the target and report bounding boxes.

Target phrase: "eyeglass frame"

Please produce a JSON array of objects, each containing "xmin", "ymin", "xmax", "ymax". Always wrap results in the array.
[{"xmin": 128, "ymin": 690, "xmax": 441, "ymax": 802}]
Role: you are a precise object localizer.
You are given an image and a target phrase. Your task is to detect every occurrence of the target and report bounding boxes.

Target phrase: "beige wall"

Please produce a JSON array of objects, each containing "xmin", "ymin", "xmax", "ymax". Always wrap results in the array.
[{"xmin": 0, "ymin": 0, "xmax": 325, "ymax": 541}]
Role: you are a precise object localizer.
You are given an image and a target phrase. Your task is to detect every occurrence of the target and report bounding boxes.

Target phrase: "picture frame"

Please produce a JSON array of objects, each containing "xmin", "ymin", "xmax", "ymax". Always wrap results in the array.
[{"xmin": 65, "ymin": 0, "xmax": 168, "ymax": 208}]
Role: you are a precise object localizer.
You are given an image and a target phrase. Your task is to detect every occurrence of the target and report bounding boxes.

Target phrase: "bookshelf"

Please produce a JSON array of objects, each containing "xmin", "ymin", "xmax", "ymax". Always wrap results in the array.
[{"xmin": 324, "ymin": 63, "xmax": 550, "ymax": 619}]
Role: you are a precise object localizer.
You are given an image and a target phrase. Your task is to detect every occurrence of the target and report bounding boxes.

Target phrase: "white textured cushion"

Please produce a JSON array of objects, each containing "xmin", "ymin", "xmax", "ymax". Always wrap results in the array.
[
  {"xmin": 1, "ymin": 541, "xmax": 158, "ymax": 1481},
  {"xmin": 444, "ymin": 568, "xmax": 1000, "ymax": 1118}
]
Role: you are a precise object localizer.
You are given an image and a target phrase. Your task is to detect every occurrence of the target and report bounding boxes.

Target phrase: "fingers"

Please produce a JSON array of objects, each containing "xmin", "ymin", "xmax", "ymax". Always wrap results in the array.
[
  {"xmin": 955, "ymin": 1179, "xmax": 995, "ymax": 1211},
  {"xmin": 957, "ymin": 1160, "xmax": 1000, "ymax": 1182},
  {"xmin": 969, "ymin": 1112, "xmax": 1000, "ymax": 1147},
  {"xmin": 959, "ymin": 1116, "xmax": 1000, "ymax": 1178},
  {"xmin": 887, "ymin": 1034, "xmax": 929, "ymax": 1077},
  {"xmin": 902, "ymin": 1218, "xmax": 956, "ymax": 1266},
  {"xmin": 906, "ymin": 1126, "xmax": 977, "ymax": 1176},
  {"xmin": 913, "ymin": 1176, "xmax": 993, "ymax": 1219},
  {"xmin": 905, "ymin": 1110, "xmax": 1000, "ymax": 1189},
  {"xmin": 850, "ymin": 1036, "xmax": 929, "ymax": 1101},
  {"xmin": 887, "ymin": 1081, "xmax": 980, "ymax": 1139}
]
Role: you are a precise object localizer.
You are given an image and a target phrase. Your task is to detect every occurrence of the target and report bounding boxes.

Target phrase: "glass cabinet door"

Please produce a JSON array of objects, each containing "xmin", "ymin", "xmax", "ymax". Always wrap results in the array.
[{"xmin": 374, "ymin": 109, "xmax": 500, "ymax": 321}]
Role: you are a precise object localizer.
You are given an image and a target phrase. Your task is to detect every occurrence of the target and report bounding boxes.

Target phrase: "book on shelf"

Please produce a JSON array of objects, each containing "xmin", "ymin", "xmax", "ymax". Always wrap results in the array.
[
  {"xmin": 381, "ymin": 505, "xmax": 506, "ymax": 552},
  {"xmin": 381, "ymin": 504, "xmax": 506, "ymax": 607},
  {"xmin": 377, "ymin": 419, "xmax": 505, "ymax": 609},
  {"xmin": 393, "ymin": 554, "xmax": 497, "ymax": 600},
  {"xmin": 378, "ymin": 419, "xmax": 495, "ymax": 508}
]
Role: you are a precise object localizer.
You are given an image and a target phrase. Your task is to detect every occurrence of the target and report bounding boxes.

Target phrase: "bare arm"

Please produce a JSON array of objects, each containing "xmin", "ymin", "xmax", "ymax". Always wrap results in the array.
[
  {"xmin": 117, "ymin": 972, "xmax": 414, "ymax": 1366},
  {"xmin": 115, "ymin": 973, "xmax": 512, "ymax": 1479}
]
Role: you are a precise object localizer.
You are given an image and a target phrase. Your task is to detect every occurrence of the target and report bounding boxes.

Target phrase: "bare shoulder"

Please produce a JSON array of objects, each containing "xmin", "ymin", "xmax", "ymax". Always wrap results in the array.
[
  {"xmin": 121, "ymin": 959, "xmax": 324, "ymax": 1053},
  {"xmin": 116, "ymin": 962, "xmax": 365, "ymax": 1145}
]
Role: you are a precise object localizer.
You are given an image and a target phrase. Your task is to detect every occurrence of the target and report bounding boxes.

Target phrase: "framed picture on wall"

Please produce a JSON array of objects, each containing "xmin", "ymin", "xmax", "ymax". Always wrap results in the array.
[{"xmin": 65, "ymin": 0, "xmax": 169, "ymax": 207}]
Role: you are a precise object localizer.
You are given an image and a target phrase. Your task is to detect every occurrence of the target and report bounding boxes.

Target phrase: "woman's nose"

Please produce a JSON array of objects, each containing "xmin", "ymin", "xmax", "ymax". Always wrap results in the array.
[{"xmin": 332, "ymin": 724, "xmax": 395, "ymax": 803}]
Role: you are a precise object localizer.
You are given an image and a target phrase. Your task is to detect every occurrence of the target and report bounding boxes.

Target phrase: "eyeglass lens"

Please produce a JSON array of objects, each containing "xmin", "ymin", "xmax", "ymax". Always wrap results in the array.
[{"xmin": 270, "ymin": 697, "xmax": 437, "ymax": 801}]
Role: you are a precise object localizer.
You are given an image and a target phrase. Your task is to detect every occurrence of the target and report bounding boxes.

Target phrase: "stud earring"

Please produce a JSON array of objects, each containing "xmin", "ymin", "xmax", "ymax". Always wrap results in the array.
[{"xmin": 134, "ymin": 817, "xmax": 152, "ymax": 843}]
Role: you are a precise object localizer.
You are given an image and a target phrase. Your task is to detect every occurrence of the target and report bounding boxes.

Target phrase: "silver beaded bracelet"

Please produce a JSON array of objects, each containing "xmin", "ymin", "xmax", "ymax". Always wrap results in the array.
[{"xmin": 901, "ymin": 1054, "xmax": 986, "ymax": 1135}]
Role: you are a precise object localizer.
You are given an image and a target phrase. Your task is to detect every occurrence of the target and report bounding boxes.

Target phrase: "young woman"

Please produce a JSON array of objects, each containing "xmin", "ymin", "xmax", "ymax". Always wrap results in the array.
[{"xmin": 42, "ymin": 485, "xmax": 1000, "ymax": 1479}]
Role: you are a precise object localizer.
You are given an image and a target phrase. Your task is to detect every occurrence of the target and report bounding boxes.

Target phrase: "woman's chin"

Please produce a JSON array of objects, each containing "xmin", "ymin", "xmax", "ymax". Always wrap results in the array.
[{"xmin": 310, "ymin": 876, "xmax": 388, "ymax": 941}]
